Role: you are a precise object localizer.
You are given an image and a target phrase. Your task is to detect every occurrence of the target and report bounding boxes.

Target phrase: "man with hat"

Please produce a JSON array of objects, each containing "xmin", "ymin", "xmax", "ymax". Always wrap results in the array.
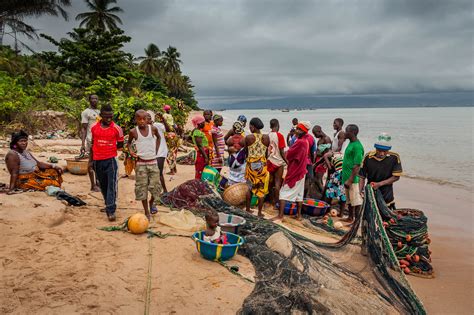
[
  {"xmin": 273, "ymin": 122, "xmax": 310, "ymax": 221},
  {"xmin": 359, "ymin": 133, "xmax": 402, "ymax": 209}
]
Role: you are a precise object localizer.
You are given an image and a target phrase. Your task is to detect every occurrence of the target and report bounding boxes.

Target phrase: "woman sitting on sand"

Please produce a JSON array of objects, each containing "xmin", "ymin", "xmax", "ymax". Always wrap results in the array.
[{"xmin": 5, "ymin": 130, "xmax": 63, "ymax": 194}]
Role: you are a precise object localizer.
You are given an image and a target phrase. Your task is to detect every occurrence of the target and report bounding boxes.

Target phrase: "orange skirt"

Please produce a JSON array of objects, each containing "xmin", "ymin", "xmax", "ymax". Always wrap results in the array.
[{"xmin": 17, "ymin": 169, "xmax": 63, "ymax": 191}]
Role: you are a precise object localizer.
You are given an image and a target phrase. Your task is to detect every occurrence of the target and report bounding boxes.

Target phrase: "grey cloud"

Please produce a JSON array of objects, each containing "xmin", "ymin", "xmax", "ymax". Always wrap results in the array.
[{"xmin": 6, "ymin": 0, "xmax": 473, "ymax": 102}]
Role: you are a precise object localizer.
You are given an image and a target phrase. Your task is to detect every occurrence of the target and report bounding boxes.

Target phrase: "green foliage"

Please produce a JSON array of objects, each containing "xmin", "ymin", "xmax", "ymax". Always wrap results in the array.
[{"xmin": 40, "ymin": 28, "xmax": 132, "ymax": 84}]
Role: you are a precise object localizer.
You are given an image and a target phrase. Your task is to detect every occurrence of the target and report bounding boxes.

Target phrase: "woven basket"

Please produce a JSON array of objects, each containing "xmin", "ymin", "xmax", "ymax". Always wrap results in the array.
[
  {"xmin": 66, "ymin": 158, "xmax": 88, "ymax": 175},
  {"xmin": 223, "ymin": 183, "xmax": 249, "ymax": 206}
]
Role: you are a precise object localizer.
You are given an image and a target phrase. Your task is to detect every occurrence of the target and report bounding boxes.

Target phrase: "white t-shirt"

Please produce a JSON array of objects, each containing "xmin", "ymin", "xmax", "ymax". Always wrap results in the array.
[
  {"xmin": 154, "ymin": 122, "xmax": 169, "ymax": 158},
  {"xmin": 81, "ymin": 108, "xmax": 100, "ymax": 141}
]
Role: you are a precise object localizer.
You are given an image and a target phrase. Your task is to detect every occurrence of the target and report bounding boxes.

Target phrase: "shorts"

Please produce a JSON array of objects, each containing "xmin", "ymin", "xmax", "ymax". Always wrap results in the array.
[
  {"xmin": 345, "ymin": 183, "xmax": 362, "ymax": 206},
  {"xmin": 135, "ymin": 163, "xmax": 162, "ymax": 201},
  {"xmin": 280, "ymin": 177, "xmax": 305, "ymax": 202}
]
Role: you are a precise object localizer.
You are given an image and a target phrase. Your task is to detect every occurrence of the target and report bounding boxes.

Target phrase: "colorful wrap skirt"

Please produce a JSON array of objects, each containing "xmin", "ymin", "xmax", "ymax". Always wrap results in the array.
[{"xmin": 17, "ymin": 168, "xmax": 63, "ymax": 191}]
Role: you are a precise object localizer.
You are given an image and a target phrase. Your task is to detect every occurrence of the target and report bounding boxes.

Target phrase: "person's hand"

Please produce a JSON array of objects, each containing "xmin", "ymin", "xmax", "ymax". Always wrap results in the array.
[
  {"xmin": 53, "ymin": 165, "xmax": 63, "ymax": 174},
  {"xmin": 80, "ymin": 146, "xmax": 85, "ymax": 155},
  {"xmin": 371, "ymin": 182, "xmax": 381, "ymax": 190},
  {"xmin": 344, "ymin": 179, "xmax": 352, "ymax": 189}
]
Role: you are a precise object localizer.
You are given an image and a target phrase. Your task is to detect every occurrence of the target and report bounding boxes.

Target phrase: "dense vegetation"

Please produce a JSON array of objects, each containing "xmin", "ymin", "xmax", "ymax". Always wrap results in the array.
[{"xmin": 0, "ymin": 0, "xmax": 198, "ymax": 134}]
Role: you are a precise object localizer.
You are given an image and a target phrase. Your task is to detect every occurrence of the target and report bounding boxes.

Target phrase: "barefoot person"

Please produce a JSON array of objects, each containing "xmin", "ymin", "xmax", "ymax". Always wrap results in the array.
[
  {"xmin": 342, "ymin": 124, "xmax": 364, "ymax": 223},
  {"xmin": 80, "ymin": 94, "xmax": 100, "ymax": 191},
  {"xmin": 5, "ymin": 130, "xmax": 63, "ymax": 194},
  {"xmin": 191, "ymin": 116, "xmax": 209, "ymax": 179},
  {"xmin": 163, "ymin": 105, "xmax": 179, "ymax": 175},
  {"xmin": 267, "ymin": 119, "xmax": 287, "ymax": 208},
  {"xmin": 359, "ymin": 133, "xmax": 402, "ymax": 209},
  {"xmin": 210, "ymin": 114, "xmax": 225, "ymax": 172},
  {"xmin": 274, "ymin": 123, "xmax": 309, "ymax": 221},
  {"xmin": 312, "ymin": 125, "xmax": 332, "ymax": 199},
  {"xmin": 244, "ymin": 118, "xmax": 270, "ymax": 217},
  {"xmin": 148, "ymin": 111, "xmax": 169, "ymax": 193},
  {"xmin": 89, "ymin": 104, "xmax": 124, "ymax": 222},
  {"xmin": 128, "ymin": 110, "xmax": 162, "ymax": 220}
]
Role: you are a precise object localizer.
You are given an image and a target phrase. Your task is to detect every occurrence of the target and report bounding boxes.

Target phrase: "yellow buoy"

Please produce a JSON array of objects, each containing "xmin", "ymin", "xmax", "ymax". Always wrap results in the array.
[{"xmin": 127, "ymin": 213, "xmax": 149, "ymax": 234}]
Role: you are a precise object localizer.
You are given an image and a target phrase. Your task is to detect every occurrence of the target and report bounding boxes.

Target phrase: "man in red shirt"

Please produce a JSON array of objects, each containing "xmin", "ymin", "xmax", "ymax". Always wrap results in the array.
[{"xmin": 89, "ymin": 104, "xmax": 124, "ymax": 221}]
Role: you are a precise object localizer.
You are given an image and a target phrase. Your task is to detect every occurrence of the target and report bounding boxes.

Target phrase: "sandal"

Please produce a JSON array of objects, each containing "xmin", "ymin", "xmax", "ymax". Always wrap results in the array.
[{"xmin": 150, "ymin": 205, "xmax": 158, "ymax": 215}]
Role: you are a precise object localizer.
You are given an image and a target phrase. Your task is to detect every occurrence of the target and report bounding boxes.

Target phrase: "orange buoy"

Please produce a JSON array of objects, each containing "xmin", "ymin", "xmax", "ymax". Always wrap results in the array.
[{"xmin": 127, "ymin": 213, "xmax": 149, "ymax": 234}]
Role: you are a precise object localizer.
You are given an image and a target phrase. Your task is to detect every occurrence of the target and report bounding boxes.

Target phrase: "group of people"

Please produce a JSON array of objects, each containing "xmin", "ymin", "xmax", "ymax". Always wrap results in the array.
[
  {"xmin": 190, "ymin": 112, "xmax": 403, "ymax": 222},
  {"xmin": 5, "ymin": 97, "xmax": 403, "ymax": 225}
]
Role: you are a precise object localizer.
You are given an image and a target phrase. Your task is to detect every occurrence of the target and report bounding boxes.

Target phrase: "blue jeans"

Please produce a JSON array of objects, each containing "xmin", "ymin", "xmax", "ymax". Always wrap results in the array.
[{"xmin": 94, "ymin": 158, "xmax": 118, "ymax": 215}]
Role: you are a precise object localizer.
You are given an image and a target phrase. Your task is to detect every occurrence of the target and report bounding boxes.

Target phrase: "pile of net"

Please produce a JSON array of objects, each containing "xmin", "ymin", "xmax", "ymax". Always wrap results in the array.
[
  {"xmin": 161, "ymin": 180, "xmax": 426, "ymax": 314},
  {"xmin": 378, "ymin": 207, "xmax": 434, "ymax": 277},
  {"xmin": 176, "ymin": 150, "xmax": 196, "ymax": 165},
  {"xmin": 160, "ymin": 179, "xmax": 213, "ymax": 209}
]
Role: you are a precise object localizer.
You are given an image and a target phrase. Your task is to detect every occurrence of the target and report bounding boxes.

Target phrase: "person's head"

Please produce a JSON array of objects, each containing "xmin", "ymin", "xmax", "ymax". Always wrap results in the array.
[
  {"xmin": 163, "ymin": 104, "xmax": 171, "ymax": 113},
  {"xmin": 292, "ymin": 118, "xmax": 298, "ymax": 126},
  {"xmin": 100, "ymin": 104, "xmax": 114, "ymax": 126},
  {"xmin": 374, "ymin": 132, "xmax": 392, "ymax": 158},
  {"xmin": 333, "ymin": 118, "xmax": 344, "ymax": 131},
  {"xmin": 237, "ymin": 115, "xmax": 247, "ymax": 127},
  {"xmin": 205, "ymin": 211, "xmax": 219, "ymax": 230},
  {"xmin": 134, "ymin": 109, "xmax": 148, "ymax": 128},
  {"xmin": 312, "ymin": 125, "xmax": 323, "ymax": 138},
  {"xmin": 10, "ymin": 130, "xmax": 29, "ymax": 151},
  {"xmin": 146, "ymin": 110, "xmax": 155, "ymax": 125},
  {"xmin": 213, "ymin": 114, "xmax": 223, "ymax": 126},
  {"xmin": 345, "ymin": 124, "xmax": 359, "ymax": 140},
  {"xmin": 249, "ymin": 117, "xmax": 264, "ymax": 133},
  {"xmin": 89, "ymin": 94, "xmax": 98, "ymax": 107},
  {"xmin": 295, "ymin": 121, "xmax": 310, "ymax": 138},
  {"xmin": 270, "ymin": 119, "xmax": 279, "ymax": 131},
  {"xmin": 192, "ymin": 115, "xmax": 206, "ymax": 129},
  {"xmin": 233, "ymin": 121, "xmax": 244, "ymax": 134},
  {"xmin": 203, "ymin": 110, "xmax": 213, "ymax": 122}
]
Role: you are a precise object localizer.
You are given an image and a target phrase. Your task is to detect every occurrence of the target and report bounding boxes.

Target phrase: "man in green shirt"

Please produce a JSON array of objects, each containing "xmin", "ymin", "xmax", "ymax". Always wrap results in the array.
[{"xmin": 342, "ymin": 124, "xmax": 364, "ymax": 223}]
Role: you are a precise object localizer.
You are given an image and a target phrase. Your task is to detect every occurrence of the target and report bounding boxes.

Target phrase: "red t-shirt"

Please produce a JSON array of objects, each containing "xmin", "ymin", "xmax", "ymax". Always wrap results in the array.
[{"xmin": 91, "ymin": 121, "xmax": 124, "ymax": 161}]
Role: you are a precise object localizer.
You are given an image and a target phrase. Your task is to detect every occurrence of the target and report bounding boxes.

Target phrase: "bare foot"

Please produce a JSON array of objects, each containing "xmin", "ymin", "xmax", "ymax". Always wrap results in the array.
[
  {"xmin": 91, "ymin": 185, "xmax": 100, "ymax": 192},
  {"xmin": 270, "ymin": 216, "xmax": 283, "ymax": 222},
  {"xmin": 294, "ymin": 215, "xmax": 303, "ymax": 221},
  {"xmin": 166, "ymin": 171, "xmax": 175, "ymax": 175},
  {"xmin": 119, "ymin": 174, "xmax": 129, "ymax": 179},
  {"xmin": 246, "ymin": 209, "xmax": 255, "ymax": 214},
  {"xmin": 257, "ymin": 212, "xmax": 265, "ymax": 218}
]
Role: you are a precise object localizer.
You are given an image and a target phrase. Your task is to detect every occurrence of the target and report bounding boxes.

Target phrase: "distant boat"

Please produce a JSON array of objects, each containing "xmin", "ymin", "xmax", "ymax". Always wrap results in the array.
[{"xmin": 281, "ymin": 109, "xmax": 290, "ymax": 112}]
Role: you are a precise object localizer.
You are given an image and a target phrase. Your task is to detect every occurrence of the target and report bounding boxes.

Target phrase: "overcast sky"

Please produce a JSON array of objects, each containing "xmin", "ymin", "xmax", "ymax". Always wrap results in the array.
[{"xmin": 7, "ymin": 0, "xmax": 473, "ymax": 104}]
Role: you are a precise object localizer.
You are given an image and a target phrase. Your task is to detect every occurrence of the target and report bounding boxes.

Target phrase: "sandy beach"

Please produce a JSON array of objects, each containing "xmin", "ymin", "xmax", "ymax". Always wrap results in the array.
[{"xmin": 0, "ymin": 138, "xmax": 472, "ymax": 314}]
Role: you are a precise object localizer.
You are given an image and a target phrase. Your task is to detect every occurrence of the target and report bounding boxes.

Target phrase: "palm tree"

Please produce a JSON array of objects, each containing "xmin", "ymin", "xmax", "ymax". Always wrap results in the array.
[
  {"xmin": 0, "ymin": 0, "xmax": 71, "ymax": 47},
  {"xmin": 75, "ymin": 0, "xmax": 123, "ymax": 32},
  {"xmin": 136, "ymin": 43, "xmax": 162, "ymax": 76},
  {"xmin": 162, "ymin": 46, "xmax": 182, "ymax": 74}
]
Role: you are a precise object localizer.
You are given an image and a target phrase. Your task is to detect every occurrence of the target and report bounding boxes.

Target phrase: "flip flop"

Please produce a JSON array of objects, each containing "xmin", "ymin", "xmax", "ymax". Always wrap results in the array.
[{"xmin": 150, "ymin": 205, "xmax": 158, "ymax": 215}]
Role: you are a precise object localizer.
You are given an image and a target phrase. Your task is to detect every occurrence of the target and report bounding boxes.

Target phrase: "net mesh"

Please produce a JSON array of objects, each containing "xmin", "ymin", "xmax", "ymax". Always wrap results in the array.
[{"xmin": 160, "ymin": 180, "xmax": 427, "ymax": 314}]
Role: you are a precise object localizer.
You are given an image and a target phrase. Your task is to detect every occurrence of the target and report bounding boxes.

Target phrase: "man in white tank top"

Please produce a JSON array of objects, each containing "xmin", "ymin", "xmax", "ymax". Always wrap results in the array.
[
  {"xmin": 332, "ymin": 118, "xmax": 347, "ymax": 153},
  {"xmin": 127, "ymin": 110, "xmax": 162, "ymax": 220}
]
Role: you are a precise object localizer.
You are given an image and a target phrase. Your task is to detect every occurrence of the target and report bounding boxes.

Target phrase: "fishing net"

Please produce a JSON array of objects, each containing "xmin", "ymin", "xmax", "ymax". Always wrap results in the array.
[
  {"xmin": 161, "ymin": 180, "xmax": 427, "ymax": 314},
  {"xmin": 160, "ymin": 179, "xmax": 214, "ymax": 210},
  {"xmin": 176, "ymin": 150, "xmax": 196, "ymax": 165}
]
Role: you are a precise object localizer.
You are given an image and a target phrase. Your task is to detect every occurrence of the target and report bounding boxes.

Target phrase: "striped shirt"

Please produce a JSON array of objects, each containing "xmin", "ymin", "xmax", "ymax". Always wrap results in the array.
[{"xmin": 91, "ymin": 121, "xmax": 124, "ymax": 161}]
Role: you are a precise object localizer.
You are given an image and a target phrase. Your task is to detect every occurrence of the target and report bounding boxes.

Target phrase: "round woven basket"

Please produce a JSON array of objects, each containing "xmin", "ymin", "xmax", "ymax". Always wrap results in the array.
[
  {"xmin": 223, "ymin": 183, "xmax": 249, "ymax": 206},
  {"xmin": 66, "ymin": 158, "xmax": 88, "ymax": 175}
]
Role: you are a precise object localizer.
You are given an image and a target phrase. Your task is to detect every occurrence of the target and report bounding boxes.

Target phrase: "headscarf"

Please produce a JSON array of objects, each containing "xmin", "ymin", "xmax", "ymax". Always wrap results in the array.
[
  {"xmin": 296, "ymin": 121, "xmax": 311, "ymax": 133},
  {"xmin": 163, "ymin": 104, "xmax": 171, "ymax": 111},
  {"xmin": 10, "ymin": 130, "xmax": 28, "ymax": 149},
  {"xmin": 374, "ymin": 132, "xmax": 392, "ymax": 150},
  {"xmin": 213, "ymin": 114, "xmax": 223, "ymax": 122},
  {"xmin": 233, "ymin": 121, "xmax": 244, "ymax": 134},
  {"xmin": 237, "ymin": 115, "xmax": 247, "ymax": 123},
  {"xmin": 192, "ymin": 115, "xmax": 205, "ymax": 128}
]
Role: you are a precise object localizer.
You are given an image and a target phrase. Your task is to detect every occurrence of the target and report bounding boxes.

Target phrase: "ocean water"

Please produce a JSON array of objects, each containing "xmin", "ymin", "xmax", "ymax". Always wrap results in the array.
[{"xmin": 215, "ymin": 107, "xmax": 473, "ymax": 189}]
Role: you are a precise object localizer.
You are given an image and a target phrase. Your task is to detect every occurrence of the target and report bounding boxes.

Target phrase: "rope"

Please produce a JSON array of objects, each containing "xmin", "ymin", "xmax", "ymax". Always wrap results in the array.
[
  {"xmin": 144, "ymin": 237, "xmax": 153, "ymax": 315},
  {"xmin": 218, "ymin": 261, "xmax": 255, "ymax": 284}
]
